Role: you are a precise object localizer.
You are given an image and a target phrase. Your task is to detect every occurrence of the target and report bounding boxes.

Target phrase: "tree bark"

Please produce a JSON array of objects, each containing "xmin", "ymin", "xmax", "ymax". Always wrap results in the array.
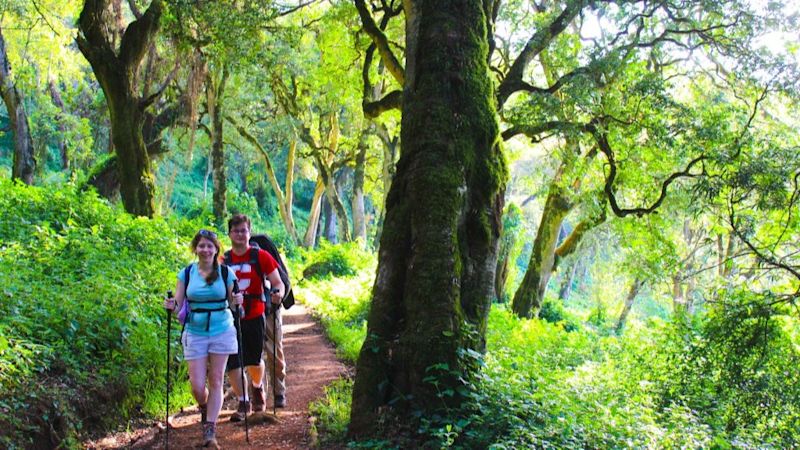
[
  {"xmin": 77, "ymin": 0, "xmax": 162, "ymax": 217},
  {"xmin": 511, "ymin": 183, "xmax": 571, "ymax": 318},
  {"xmin": 0, "ymin": 26, "xmax": 35, "ymax": 184},
  {"xmin": 206, "ymin": 67, "xmax": 229, "ymax": 226},
  {"xmin": 322, "ymin": 193, "xmax": 337, "ymax": 243},
  {"xmin": 558, "ymin": 256, "xmax": 580, "ymax": 301},
  {"xmin": 303, "ymin": 176, "xmax": 325, "ymax": 247},
  {"xmin": 615, "ymin": 278, "xmax": 642, "ymax": 334},
  {"xmin": 48, "ymin": 79, "xmax": 70, "ymax": 170},
  {"xmin": 352, "ymin": 133, "xmax": 369, "ymax": 244},
  {"xmin": 349, "ymin": 0, "xmax": 506, "ymax": 436}
]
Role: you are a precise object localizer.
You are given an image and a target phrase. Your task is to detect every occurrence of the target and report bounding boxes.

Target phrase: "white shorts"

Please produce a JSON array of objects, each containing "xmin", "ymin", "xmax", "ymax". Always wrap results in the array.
[{"xmin": 182, "ymin": 326, "xmax": 238, "ymax": 361}]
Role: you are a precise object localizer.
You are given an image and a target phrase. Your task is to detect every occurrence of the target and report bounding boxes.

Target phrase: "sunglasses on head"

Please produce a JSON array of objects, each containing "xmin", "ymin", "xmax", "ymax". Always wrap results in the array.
[{"xmin": 199, "ymin": 229, "xmax": 217, "ymax": 239}]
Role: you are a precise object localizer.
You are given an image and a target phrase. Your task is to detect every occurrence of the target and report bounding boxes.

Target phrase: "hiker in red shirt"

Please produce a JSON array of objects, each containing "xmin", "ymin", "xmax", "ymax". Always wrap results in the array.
[{"xmin": 224, "ymin": 214, "xmax": 285, "ymax": 421}]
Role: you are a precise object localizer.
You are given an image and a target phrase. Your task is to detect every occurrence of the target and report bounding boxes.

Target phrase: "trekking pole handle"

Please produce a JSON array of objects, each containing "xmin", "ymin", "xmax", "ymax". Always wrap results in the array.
[
  {"xmin": 165, "ymin": 290, "xmax": 174, "ymax": 311},
  {"xmin": 232, "ymin": 280, "xmax": 243, "ymax": 316}
]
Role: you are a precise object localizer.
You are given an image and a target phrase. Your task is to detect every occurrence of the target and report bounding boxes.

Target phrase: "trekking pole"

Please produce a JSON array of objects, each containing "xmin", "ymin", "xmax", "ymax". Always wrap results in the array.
[
  {"xmin": 233, "ymin": 280, "xmax": 250, "ymax": 444},
  {"xmin": 270, "ymin": 288, "xmax": 280, "ymax": 417},
  {"xmin": 165, "ymin": 290, "xmax": 173, "ymax": 450}
]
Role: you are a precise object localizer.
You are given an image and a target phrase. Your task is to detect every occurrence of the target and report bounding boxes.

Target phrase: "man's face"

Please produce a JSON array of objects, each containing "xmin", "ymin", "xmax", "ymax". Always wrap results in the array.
[{"xmin": 229, "ymin": 223, "xmax": 251, "ymax": 247}]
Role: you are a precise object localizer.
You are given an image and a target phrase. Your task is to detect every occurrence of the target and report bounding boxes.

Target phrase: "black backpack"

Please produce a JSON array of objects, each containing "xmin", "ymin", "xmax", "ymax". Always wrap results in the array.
[
  {"xmin": 250, "ymin": 234, "xmax": 294, "ymax": 310},
  {"xmin": 223, "ymin": 234, "xmax": 294, "ymax": 311}
]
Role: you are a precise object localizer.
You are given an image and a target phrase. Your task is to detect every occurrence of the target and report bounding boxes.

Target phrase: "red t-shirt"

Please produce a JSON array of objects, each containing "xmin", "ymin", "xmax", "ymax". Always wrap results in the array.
[{"xmin": 226, "ymin": 248, "xmax": 279, "ymax": 320}]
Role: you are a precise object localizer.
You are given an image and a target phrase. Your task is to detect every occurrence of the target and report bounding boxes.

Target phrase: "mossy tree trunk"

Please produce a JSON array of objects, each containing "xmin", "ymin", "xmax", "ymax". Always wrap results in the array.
[
  {"xmin": 349, "ymin": 0, "xmax": 507, "ymax": 436},
  {"xmin": 0, "ymin": 26, "xmax": 35, "ymax": 184},
  {"xmin": 615, "ymin": 277, "xmax": 642, "ymax": 334},
  {"xmin": 77, "ymin": 0, "xmax": 162, "ymax": 217},
  {"xmin": 206, "ymin": 66, "xmax": 229, "ymax": 227},
  {"xmin": 511, "ymin": 182, "xmax": 571, "ymax": 317}
]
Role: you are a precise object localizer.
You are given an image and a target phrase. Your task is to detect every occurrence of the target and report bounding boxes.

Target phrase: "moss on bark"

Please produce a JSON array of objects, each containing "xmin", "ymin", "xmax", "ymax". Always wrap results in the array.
[{"xmin": 349, "ymin": 0, "xmax": 507, "ymax": 437}]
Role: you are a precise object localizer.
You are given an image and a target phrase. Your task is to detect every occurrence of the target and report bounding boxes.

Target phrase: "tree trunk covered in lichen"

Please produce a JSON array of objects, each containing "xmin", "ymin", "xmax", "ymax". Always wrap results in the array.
[
  {"xmin": 77, "ymin": 0, "xmax": 162, "ymax": 217},
  {"xmin": 206, "ymin": 67, "xmax": 228, "ymax": 227},
  {"xmin": 511, "ymin": 183, "xmax": 571, "ymax": 318},
  {"xmin": 349, "ymin": 0, "xmax": 506, "ymax": 436},
  {"xmin": 0, "ymin": 26, "xmax": 36, "ymax": 184}
]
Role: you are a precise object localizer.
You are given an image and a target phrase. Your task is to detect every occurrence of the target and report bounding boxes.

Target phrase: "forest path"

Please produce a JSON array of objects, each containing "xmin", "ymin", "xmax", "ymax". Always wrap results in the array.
[{"xmin": 86, "ymin": 304, "xmax": 348, "ymax": 449}]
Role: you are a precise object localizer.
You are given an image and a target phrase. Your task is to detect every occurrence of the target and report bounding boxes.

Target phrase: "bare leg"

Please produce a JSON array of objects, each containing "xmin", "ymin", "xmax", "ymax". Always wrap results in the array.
[
  {"xmin": 187, "ymin": 357, "xmax": 209, "ymax": 406},
  {"xmin": 247, "ymin": 360, "xmax": 265, "ymax": 388},
  {"xmin": 206, "ymin": 353, "xmax": 229, "ymax": 423},
  {"xmin": 227, "ymin": 367, "xmax": 248, "ymax": 401}
]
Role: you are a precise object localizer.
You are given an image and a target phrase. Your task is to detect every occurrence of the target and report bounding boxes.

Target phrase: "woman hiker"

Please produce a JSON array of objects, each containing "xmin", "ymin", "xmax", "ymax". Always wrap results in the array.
[{"xmin": 164, "ymin": 229, "xmax": 242, "ymax": 448}]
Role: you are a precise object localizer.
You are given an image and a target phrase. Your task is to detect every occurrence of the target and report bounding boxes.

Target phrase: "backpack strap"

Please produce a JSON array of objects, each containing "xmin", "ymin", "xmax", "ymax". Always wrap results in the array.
[{"xmin": 182, "ymin": 264, "xmax": 231, "ymax": 332}]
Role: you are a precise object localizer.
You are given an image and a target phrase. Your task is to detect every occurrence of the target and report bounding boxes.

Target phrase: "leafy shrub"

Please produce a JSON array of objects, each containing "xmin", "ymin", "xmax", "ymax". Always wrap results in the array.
[
  {"xmin": 0, "ymin": 179, "xmax": 197, "ymax": 448},
  {"xmin": 539, "ymin": 298, "xmax": 580, "ymax": 332},
  {"xmin": 308, "ymin": 378, "xmax": 353, "ymax": 446},
  {"xmin": 298, "ymin": 266, "xmax": 373, "ymax": 363},
  {"xmin": 301, "ymin": 240, "xmax": 373, "ymax": 279}
]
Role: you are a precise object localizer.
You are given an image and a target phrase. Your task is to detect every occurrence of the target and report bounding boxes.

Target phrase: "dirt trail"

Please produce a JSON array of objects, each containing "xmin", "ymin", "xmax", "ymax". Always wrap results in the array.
[{"xmin": 86, "ymin": 304, "xmax": 348, "ymax": 449}]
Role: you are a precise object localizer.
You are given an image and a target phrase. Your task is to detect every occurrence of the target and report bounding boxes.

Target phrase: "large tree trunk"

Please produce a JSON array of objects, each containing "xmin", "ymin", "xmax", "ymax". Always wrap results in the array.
[
  {"xmin": 0, "ymin": 26, "xmax": 35, "ymax": 184},
  {"xmin": 77, "ymin": 0, "xmax": 162, "ymax": 217},
  {"xmin": 206, "ymin": 67, "xmax": 228, "ymax": 226},
  {"xmin": 349, "ymin": 0, "xmax": 506, "ymax": 436},
  {"xmin": 511, "ymin": 183, "xmax": 571, "ymax": 318}
]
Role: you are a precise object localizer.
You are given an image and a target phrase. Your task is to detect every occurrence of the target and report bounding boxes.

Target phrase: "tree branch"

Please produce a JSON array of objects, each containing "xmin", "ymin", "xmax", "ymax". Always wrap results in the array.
[
  {"xmin": 588, "ymin": 120, "xmax": 706, "ymax": 218},
  {"xmin": 363, "ymin": 90, "xmax": 402, "ymax": 118},
  {"xmin": 354, "ymin": 0, "xmax": 404, "ymax": 86},
  {"xmin": 497, "ymin": 0, "xmax": 587, "ymax": 107},
  {"xmin": 118, "ymin": 0, "xmax": 162, "ymax": 71}
]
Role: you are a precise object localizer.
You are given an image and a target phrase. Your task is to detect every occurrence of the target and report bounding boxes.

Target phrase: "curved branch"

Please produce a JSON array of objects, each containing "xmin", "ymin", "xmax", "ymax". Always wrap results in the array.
[
  {"xmin": 501, "ymin": 120, "xmax": 585, "ymax": 141},
  {"xmin": 363, "ymin": 90, "xmax": 402, "ymax": 118},
  {"xmin": 497, "ymin": 0, "xmax": 587, "ymax": 107},
  {"xmin": 588, "ymin": 121, "xmax": 706, "ymax": 218},
  {"xmin": 118, "ymin": 0, "xmax": 162, "ymax": 71},
  {"xmin": 354, "ymin": 0, "xmax": 405, "ymax": 86}
]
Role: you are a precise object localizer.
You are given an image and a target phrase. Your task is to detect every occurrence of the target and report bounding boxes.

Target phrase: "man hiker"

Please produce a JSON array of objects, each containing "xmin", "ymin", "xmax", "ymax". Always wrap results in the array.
[{"xmin": 224, "ymin": 214, "xmax": 285, "ymax": 421}]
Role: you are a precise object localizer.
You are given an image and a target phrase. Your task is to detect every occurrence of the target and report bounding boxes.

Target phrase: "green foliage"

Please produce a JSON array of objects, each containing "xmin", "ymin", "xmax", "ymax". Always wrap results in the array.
[
  {"xmin": 539, "ymin": 298, "xmax": 580, "ymax": 332},
  {"xmin": 417, "ymin": 303, "xmax": 800, "ymax": 449},
  {"xmin": 302, "ymin": 240, "xmax": 374, "ymax": 280},
  {"xmin": 0, "ymin": 180, "xmax": 197, "ymax": 448},
  {"xmin": 308, "ymin": 378, "xmax": 354, "ymax": 446},
  {"xmin": 297, "ymin": 253, "xmax": 374, "ymax": 363}
]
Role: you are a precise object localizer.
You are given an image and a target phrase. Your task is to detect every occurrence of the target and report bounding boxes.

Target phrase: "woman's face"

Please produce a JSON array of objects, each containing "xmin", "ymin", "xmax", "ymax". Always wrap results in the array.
[{"xmin": 195, "ymin": 237, "xmax": 218, "ymax": 262}]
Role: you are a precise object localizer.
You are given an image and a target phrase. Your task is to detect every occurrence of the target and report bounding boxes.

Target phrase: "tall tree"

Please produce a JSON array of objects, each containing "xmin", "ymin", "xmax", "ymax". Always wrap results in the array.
[
  {"xmin": 77, "ymin": 0, "xmax": 163, "ymax": 216},
  {"xmin": 0, "ymin": 26, "xmax": 35, "ymax": 184},
  {"xmin": 350, "ymin": 0, "xmax": 507, "ymax": 435}
]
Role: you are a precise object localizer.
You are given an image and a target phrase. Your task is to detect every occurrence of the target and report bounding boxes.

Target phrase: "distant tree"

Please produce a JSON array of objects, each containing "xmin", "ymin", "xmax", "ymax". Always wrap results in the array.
[
  {"xmin": 0, "ymin": 26, "xmax": 35, "ymax": 184},
  {"xmin": 77, "ymin": 0, "xmax": 164, "ymax": 216}
]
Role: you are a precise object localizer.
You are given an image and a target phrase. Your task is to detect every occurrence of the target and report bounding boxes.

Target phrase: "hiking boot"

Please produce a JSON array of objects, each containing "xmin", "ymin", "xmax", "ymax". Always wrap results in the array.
[
  {"xmin": 229, "ymin": 399, "xmax": 250, "ymax": 422},
  {"xmin": 202, "ymin": 421, "xmax": 218, "ymax": 448},
  {"xmin": 250, "ymin": 384, "xmax": 266, "ymax": 412},
  {"xmin": 199, "ymin": 403, "xmax": 207, "ymax": 423},
  {"xmin": 274, "ymin": 394, "xmax": 286, "ymax": 408}
]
